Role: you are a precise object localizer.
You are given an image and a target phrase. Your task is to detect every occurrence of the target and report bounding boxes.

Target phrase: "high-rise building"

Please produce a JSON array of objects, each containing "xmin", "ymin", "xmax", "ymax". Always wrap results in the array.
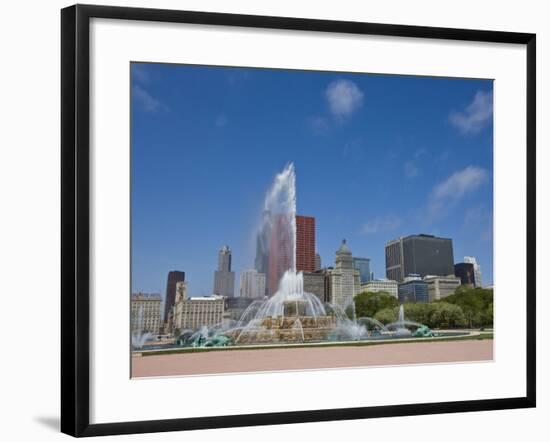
[
  {"xmin": 164, "ymin": 270, "xmax": 185, "ymax": 321},
  {"xmin": 131, "ymin": 293, "xmax": 162, "ymax": 334},
  {"xmin": 254, "ymin": 210, "xmax": 272, "ymax": 295},
  {"xmin": 218, "ymin": 245, "xmax": 231, "ymax": 272},
  {"xmin": 385, "ymin": 234, "xmax": 454, "ymax": 282},
  {"xmin": 398, "ymin": 274, "xmax": 429, "ymax": 303},
  {"xmin": 454, "ymin": 262, "xmax": 476, "ymax": 287},
  {"xmin": 213, "ymin": 245, "xmax": 235, "ymax": 297},
  {"xmin": 424, "ymin": 275, "xmax": 461, "ymax": 301},
  {"xmin": 296, "ymin": 215, "xmax": 316, "ymax": 273},
  {"xmin": 361, "ymin": 279, "xmax": 399, "ymax": 299},
  {"xmin": 353, "ymin": 257, "xmax": 371, "ymax": 284},
  {"xmin": 330, "ymin": 240, "xmax": 361, "ymax": 308},
  {"xmin": 173, "ymin": 295, "xmax": 225, "ymax": 332},
  {"xmin": 315, "ymin": 253, "xmax": 322, "ymax": 271},
  {"xmin": 268, "ymin": 214, "xmax": 293, "ymax": 295},
  {"xmin": 464, "ymin": 256, "xmax": 482, "ymax": 287},
  {"xmin": 239, "ymin": 269, "xmax": 266, "ymax": 299}
]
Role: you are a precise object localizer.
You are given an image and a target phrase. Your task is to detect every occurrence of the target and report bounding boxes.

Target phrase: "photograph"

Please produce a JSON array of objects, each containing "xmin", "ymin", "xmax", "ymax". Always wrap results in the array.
[
  {"xmin": 0, "ymin": 0, "xmax": 543, "ymax": 440},
  {"xmin": 130, "ymin": 62, "xmax": 495, "ymax": 378}
]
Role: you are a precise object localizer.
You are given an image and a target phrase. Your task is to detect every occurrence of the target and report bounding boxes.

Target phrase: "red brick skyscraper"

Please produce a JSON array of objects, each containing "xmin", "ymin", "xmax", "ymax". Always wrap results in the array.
[
  {"xmin": 296, "ymin": 215, "xmax": 316, "ymax": 273},
  {"xmin": 268, "ymin": 214, "xmax": 293, "ymax": 295}
]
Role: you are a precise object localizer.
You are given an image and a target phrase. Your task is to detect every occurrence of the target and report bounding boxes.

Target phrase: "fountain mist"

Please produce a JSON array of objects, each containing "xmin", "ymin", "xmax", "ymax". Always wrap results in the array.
[
  {"xmin": 131, "ymin": 306, "xmax": 153, "ymax": 349},
  {"xmin": 262, "ymin": 163, "xmax": 296, "ymax": 272},
  {"xmin": 256, "ymin": 163, "xmax": 297, "ymax": 297}
]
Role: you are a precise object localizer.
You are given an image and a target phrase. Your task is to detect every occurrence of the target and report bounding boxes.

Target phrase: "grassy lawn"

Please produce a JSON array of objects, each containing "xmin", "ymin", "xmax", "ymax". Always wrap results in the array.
[{"xmin": 138, "ymin": 332, "xmax": 493, "ymax": 357}]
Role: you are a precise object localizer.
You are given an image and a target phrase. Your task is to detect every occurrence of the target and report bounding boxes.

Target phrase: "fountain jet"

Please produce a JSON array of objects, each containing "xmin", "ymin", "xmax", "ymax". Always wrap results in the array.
[{"xmin": 257, "ymin": 163, "xmax": 297, "ymax": 295}]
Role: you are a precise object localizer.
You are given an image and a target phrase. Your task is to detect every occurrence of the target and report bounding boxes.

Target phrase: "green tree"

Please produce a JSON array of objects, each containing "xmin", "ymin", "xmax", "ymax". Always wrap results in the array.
[
  {"xmin": 361, "ymin": 286, "xmax": 492, "ymax": 330},
  {"xmin": 354, "ymin": 291, "xmax": 398, "ymax": 318},
  {"xmin": 427, "ymin": 303, "xmax": 467, "ymax": 328},
  {"xmin": 374, "ymin": 307, "xmax": 399, "ymax": 325},
  {"xmin": 442, "ymin": 287, "xmax": 493, "ymax": 328},
  {"xmin": 402, "ymin": 303, "xmax": 431, "ymax": 326},
  {"xmin": 485, "ymin": 302, "xmax": 493, "ymax": 327},
  {"xmin": 374, "ymin": 303, "xmax": 466, "ymax": 329}
]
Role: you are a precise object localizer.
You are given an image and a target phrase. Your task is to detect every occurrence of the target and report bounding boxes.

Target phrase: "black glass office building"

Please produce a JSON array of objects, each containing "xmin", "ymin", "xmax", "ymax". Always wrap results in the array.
[{"xmin": 386, "ymin": 234, "xmax": 454, "ymax": 282}]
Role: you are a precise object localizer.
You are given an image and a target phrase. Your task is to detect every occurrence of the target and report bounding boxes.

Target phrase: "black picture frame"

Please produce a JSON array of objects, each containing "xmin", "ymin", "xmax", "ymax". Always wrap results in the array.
[{"xmin": 61, "ymin": 4, "xmax": 536, "ymax": 437}]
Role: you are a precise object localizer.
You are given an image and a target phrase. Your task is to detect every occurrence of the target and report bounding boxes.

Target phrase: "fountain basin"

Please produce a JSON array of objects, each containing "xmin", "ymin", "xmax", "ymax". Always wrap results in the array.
[{"xmin": 228, "ymin": 313, "xmax": 337, "ymax": 344}]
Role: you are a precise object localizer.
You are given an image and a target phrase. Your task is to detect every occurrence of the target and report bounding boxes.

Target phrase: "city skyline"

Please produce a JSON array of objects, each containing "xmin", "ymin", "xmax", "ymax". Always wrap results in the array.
[
  {"xmin": 144, "ymin": 231, "xmax": 481, "ymax": 298},
  {"xmin": 131, "ymin": 63, "xmax": 493, "ymax": 297}
]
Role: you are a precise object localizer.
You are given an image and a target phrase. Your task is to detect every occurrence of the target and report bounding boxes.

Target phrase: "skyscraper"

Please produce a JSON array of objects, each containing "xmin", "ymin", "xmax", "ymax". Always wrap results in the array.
[
  {"xmin": 296, "ymin": 215, "xmax": 316, "ymax": 273},
  {"xmin": 385, "ymin": 234, "xmax": 454, "ymax": 282},
  {"xmin": 213, "ymin": 245, "xmax": 235, "ymax": 297},
  {"xmin": 330, "ymin": 240, "xmax": 361, "ymax": 308},
  {"xmin": 353, "ymin": 257, "xmax": 371, "ymax": 284},
  {"xmin": 464, "ymin": 256, "xmax": 482, "ymax": 287},
  {"xmin": 164, "ymin": 270, "xmax": 185, "ymax": 321},
  {"xmin": 239, "ymin": 269, "xmax": 266, "ymax": 299},
  {"xmin": 268, "ymin": 214, "xmax": 293, "ymax": 295}
]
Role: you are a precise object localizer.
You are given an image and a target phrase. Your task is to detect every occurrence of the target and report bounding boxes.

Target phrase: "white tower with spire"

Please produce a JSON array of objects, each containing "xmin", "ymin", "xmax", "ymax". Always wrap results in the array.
[{"xmin": 330, "ymin": 239, "xmax": 361, "ymax": 309}]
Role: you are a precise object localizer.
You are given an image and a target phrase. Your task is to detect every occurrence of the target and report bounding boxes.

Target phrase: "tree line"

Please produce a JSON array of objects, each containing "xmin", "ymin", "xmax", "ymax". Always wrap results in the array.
[{"xmin": 353, "ymin": 286, "xmax": 493, "ymax": 329}]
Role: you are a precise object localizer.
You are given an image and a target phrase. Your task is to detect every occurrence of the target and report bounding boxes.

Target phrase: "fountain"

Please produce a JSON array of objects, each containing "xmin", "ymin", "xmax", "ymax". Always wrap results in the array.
[
  {"xmin": 161, "ymin": 163, "xmax": 446, "ymax": 351},
  {"xmin": 176, "ymin": 326, "xmax": 233, "ymax": 347},
  {"xmin": 131, "ymin": 330, "xmax": 153, "ymax": 349},
  {"xmin": 384, "ymin": 305, "xmax": 425, "ymax": 336},
  {"xmin": 227, "ymin": 271, "xmax": 337, "ymax": 344},
  {"xmin": 219, "ymin": 163, "xmax": 334, "ymax": 344}
]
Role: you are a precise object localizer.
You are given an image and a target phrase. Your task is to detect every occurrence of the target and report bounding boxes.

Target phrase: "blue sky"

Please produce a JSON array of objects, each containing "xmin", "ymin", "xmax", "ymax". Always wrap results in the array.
[{"xmin": 131, "ymin": 63, "xmax": 493, "ymax": 297}]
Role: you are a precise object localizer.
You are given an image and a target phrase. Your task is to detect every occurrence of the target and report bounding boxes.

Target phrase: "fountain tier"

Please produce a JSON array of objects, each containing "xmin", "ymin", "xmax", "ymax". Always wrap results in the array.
[{"xmin": 228, "ymin": 270, "xmax": 337, "ymax": 344}]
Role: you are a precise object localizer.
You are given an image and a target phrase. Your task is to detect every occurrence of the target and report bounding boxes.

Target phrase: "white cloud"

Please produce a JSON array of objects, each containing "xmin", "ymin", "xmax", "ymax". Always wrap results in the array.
[
  {"xmin": 133, "ymin": 85, "xmax": 166, "ymax": 113},
  {"xmin": 449, "ymin": 90, "xmax": 493, "ymax": 134},
  {"xmin": 360, "ymin": 215, "xmax": 401, "ymax": 235},
  {"xmin": 426, "ymin": 166, "xmax": 489, "ymax": 221},
  {"xmin": 432, "ymin": 166, "xmax": 488, "ymax": 200},
  {"xmin": 325, "ymin": 79, "xmax": 364, "ymax": 118}
]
